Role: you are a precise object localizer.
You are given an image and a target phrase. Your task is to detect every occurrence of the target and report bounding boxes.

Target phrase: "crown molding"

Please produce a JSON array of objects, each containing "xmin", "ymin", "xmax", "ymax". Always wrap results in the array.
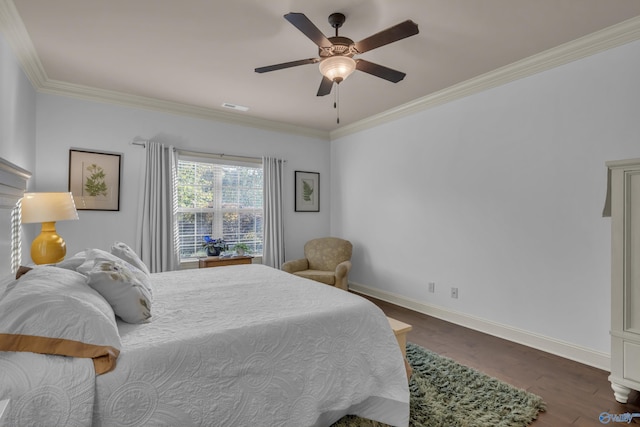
[
  {"xmin": 38, "ymin": 79, "xmax": 330, "ymax": 139},
  {"xmin": 330, "ymin": 15, "xmax": 640, "ymax": 140}
]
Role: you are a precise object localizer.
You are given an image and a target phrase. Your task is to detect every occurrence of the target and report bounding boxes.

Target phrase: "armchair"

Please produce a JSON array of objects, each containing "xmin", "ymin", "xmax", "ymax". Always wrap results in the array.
[{"xmin": 281, "ymin": 237, "xmax": 352, "ymax": 290}]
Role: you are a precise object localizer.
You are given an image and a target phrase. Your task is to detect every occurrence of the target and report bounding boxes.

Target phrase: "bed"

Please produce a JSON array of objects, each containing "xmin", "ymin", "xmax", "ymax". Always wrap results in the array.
[{"xmin": 0, "ymin": 158, "xmax": 409, "ymax": 427}]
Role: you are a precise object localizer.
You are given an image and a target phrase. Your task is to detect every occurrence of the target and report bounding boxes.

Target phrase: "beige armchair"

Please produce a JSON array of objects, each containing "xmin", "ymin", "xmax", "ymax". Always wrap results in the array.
[{"xmin": 281, "ymin": 237, "xmax": 352, "ymax": 290}]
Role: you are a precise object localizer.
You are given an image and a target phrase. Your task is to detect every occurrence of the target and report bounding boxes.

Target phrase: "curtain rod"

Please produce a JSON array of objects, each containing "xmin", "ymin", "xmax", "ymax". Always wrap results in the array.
[{"xmin": 130, "ymin": 139, "xmax": 268, "ymax": 163}]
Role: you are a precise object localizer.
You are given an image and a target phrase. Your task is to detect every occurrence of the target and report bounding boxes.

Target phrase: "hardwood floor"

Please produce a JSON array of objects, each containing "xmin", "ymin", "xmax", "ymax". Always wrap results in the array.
[{"xmin": 364, "ymin": 295, "xmax": 640, "ymax": 426}]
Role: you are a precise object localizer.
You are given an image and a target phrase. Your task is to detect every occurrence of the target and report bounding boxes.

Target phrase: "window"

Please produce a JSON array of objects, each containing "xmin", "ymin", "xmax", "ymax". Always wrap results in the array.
[{"xmin": 176, "ymin": 157, "xmax": 263, "ymax": 259}]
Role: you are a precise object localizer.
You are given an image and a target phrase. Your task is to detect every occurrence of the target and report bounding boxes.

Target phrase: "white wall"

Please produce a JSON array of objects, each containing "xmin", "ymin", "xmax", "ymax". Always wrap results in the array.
[
  {"xmin": 34, "ymin": 94, "xmax": 331, "ymax": 259},
  {"xmin": 331, "ymin": 39, "xmax": 640, "ymax": 360},
  {"xmin": 0, "ymin": 31, "xmax": 37, "ymax": 265},
  {"xmin": 0, "ymin": 32, "xmax": 36, "ymax": 177}
]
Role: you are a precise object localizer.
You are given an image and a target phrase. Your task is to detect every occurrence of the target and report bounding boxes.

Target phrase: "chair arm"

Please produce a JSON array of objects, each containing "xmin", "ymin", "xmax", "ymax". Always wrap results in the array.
[
  {"xmin": 281, "ymin": 258, "xmax": 309, "ymax": 274},
  {"xmin": 335, "ymin": 260, "xmax": 352, "ymax": 280}
]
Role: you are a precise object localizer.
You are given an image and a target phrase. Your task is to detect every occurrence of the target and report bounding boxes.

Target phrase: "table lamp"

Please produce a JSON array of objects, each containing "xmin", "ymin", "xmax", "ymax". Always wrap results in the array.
[{"xmin": 21, "ymin": 192, "xmax": 79, "ymax": 264}]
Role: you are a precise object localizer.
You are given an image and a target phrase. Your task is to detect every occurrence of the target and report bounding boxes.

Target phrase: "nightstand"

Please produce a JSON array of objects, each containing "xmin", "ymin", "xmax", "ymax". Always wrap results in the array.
[
  {"xmin": 198, "ymin": 256, "xmax": 253, "ymax": 268},
  {"xmin": 387, "ymin": 317, "xmax": 413, "ymax": 381}
]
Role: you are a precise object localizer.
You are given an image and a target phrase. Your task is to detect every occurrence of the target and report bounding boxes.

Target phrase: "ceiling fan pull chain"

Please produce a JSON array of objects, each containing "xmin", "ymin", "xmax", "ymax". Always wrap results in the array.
[{"xmin": 336, "ymin": 84, "xmax": 340, "ymax": 124}]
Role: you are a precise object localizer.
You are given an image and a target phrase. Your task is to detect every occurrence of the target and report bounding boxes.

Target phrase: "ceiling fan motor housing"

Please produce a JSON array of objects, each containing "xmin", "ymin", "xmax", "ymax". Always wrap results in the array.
[
  {"xmin": 319, "ymin": 37, "xmax": 356, "ymax": 58},
  {"xmin": 322, "ymin": 13, "xmax": 356, "ymax": 58}
]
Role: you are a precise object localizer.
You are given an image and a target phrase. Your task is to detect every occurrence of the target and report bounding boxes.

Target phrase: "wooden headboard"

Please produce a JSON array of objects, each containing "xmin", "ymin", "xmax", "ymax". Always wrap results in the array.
[{"xmin": 0, "ymin": 158, "xmax": 31, "ymax": 274}]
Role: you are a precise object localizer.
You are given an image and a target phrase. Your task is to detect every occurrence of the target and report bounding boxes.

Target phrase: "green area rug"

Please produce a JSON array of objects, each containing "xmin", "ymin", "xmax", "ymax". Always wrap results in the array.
[{"xmin": 333, "ymin": 342, "xmax": 546, "ymax": 427}]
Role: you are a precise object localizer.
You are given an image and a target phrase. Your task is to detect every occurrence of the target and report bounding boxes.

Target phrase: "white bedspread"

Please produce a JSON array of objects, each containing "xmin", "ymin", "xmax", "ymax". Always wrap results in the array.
[
  {"xmin": 0, "ymin": 270, "xmax": 98, "ymax": 427},
  {"xmin": 95, "ymin": 265, "xmax": 408, "ymax": 427},
  {"xmin": 0, "ymin": 351, "xmax": 95, "ymax": 427}
]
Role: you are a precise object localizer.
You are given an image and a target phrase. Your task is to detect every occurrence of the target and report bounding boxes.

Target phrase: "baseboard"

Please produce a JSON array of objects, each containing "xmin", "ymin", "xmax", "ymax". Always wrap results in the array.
[{"xmin": 350, "ymin": 282, "xmax": 611, "ymax": 371}]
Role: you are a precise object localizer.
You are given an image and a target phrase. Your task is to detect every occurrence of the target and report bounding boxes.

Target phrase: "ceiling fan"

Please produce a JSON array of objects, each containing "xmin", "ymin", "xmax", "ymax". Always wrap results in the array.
[{"xmin": 255, "ymin": 12, "xmax": 419, "ymax": 96}]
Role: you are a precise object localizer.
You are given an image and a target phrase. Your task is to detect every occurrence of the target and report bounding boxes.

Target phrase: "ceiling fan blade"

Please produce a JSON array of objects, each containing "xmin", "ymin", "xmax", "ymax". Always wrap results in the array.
[
  {"xmin": 255, "ymin": 58, "xmax": 319, "ymax": 73},
  {"xmin": 355, "ymin": 20, "xmax": 419, "ymax": 53},
  {"xmin": 316, "ymin": 76, "xmax": 333, "ymax": 96},
  {"xmin": 284, "ymin": 12, "xmax": 332, "ymax": 48},
  {"xmin": 356, "ymin": 59, "xmax": 406, "ymax": 83}
]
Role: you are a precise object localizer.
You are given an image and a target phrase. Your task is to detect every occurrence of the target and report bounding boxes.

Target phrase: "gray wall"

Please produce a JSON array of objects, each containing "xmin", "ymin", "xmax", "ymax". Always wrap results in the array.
[
  {"xmin": 0, "ymin": 32, "xmax": 36, "ymax": 179},
  {"xmin": 331, "ymin": 38, "xmax": 640, "ymax": 360},
  {"xmin": 0, "ymin": 32, "xmax": 37, "ymax": 264},
  {"xmin": 33, "ymin": 93, "xmax": 331, "ymax": 259},
  {"xmin": 2, "ymin": 29, "xmax": 331, "ymax": 268}
]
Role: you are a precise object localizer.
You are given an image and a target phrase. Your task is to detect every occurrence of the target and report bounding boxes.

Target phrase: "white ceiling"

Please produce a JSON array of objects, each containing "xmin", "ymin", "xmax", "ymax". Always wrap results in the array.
[{"xmin": 4, "ymin": 0, "xmax": 640, "ymax": 137}]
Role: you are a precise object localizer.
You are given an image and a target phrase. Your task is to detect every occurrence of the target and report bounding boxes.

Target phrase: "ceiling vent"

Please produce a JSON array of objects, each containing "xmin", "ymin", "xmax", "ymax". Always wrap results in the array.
[{"xmin": 222, "ymin": 102, "xmax": 249, "ymax": 112}]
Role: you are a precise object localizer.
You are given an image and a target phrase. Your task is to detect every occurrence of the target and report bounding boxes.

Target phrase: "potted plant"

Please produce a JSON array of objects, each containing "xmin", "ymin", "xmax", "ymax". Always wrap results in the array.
[
  {"xmin": 202, "ymin": 236, "xmax": 228, "ymax": 256},
  {"xmin": 233, "ymin": 243, "xmax": 250, "ymax": 256}
]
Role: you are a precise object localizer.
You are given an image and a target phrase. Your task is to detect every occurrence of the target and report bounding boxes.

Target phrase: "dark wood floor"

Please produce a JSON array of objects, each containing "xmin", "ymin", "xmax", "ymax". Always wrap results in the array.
[{"xmin": 364, "ymin": 295, "xmax": 640, "ymax": 426}]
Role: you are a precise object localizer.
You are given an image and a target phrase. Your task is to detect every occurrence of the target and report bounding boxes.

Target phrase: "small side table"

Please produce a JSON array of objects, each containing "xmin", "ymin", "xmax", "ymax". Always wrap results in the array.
[
  {"xmin": 387, "ymin": 316, "xmax": 413, "ymax": 381},
  {"xmin": 198, "ymin": 256, "xmax": 253, "ymax": 268}
]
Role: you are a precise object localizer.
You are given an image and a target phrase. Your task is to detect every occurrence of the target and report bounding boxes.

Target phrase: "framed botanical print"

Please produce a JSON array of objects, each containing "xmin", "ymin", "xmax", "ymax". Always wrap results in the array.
[
  {"xmin": 69, "ymin": 149, "xmax": 121, "ymax": 211},
  {"xmin": 295, "ymin": 170, "xmax": 319, "ymax": 212}
]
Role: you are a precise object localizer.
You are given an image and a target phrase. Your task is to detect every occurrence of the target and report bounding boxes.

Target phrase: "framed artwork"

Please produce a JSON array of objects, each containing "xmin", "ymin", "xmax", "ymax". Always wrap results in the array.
[
  {"xmin": 295, "ymin": 171, "xmax": 320, "ymax": 212},
  {"xmin": 68, "ymin": 149, "xmax": 121, "ymax": 211}
]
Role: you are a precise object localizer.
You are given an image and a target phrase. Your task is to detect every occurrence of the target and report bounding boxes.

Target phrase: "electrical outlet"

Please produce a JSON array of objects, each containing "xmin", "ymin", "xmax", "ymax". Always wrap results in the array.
[
  {"xmin": 428, "ymin": 282, "xmax": 435, "ymax": 293},
  {"xmin": 451, "ymin": 287, "xmax": 458, "ymax": 299}
]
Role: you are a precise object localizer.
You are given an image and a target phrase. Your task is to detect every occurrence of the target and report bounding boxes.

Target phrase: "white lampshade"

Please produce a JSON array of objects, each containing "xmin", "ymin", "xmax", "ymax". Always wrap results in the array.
[
  {"xmin": 21, "ymin": 192, "xmax": 79, "ymax": 224},
  {"xmin": 319, "ymin": 56, "xmax": 356, "ymax": 83}
]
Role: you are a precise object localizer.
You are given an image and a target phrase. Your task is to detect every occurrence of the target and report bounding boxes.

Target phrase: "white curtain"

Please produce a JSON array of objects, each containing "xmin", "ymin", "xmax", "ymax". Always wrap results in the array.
[
  {"xmin": 262, "ymin": 157, "xmax": 285, "ymax": 268},
  {"xmin": 136, "ymin": 142, "xmax": 178, "ymax": 272}
]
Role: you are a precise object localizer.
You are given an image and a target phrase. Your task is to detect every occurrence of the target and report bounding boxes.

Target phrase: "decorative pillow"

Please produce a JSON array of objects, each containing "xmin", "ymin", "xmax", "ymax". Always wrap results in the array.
[
  {"xmin": 77, "ymin": 249, "xmax": 153, "ymax": 324},
  {"xmin": 0, "ymin": 266, "xmax": 121, "ymax": 375},
  {"xmin": 111, "ymin": 241, "xmax": 151, "ymax": 276},
  {"xmin": 77, "ymin": 248, "xmax": 153, "ymax": 296}
]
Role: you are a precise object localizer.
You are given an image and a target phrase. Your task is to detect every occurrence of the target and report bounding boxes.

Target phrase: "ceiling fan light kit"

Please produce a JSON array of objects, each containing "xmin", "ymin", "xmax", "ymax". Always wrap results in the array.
[
  {"xmin": 255, "ymin": 11, "xmax": 419, "ymax": 97},
  {"xmin": 318, "ymin": 56, "xmax": 356, "ymax": 83}
]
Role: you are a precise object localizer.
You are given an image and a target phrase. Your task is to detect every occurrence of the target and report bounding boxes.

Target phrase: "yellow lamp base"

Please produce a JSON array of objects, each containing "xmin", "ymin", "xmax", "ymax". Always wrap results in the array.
[{"xmin": 31, "ymin": 221, "xmax": 67, "ymax": 265}]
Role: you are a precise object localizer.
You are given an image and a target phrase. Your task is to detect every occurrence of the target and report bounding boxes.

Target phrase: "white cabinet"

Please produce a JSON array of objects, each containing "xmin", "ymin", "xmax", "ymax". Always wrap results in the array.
[{"xmin": 607, "ymin": 158, "xmax": 640, "ymax": 403}]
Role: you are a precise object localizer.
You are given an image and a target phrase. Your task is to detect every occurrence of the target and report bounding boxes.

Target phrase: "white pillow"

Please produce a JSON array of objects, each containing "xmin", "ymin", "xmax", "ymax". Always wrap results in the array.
[
  {"xmin": 111, "ymin": 241, "xmax": 151, "ymax": 276},
  {"xmin": 0, "ymin": 266, "xmax": 121, "ymax": 375},
  {"xmin": 78, "ymin": 249, "xmax": 153, "ymax": 324},
  {"xmin": 77, "ymin": 248, "xmax": 153, "ymax": 295},
  {"xmin": 55, "ymin": 250, "xmax": 87, "ymax": 271}
]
